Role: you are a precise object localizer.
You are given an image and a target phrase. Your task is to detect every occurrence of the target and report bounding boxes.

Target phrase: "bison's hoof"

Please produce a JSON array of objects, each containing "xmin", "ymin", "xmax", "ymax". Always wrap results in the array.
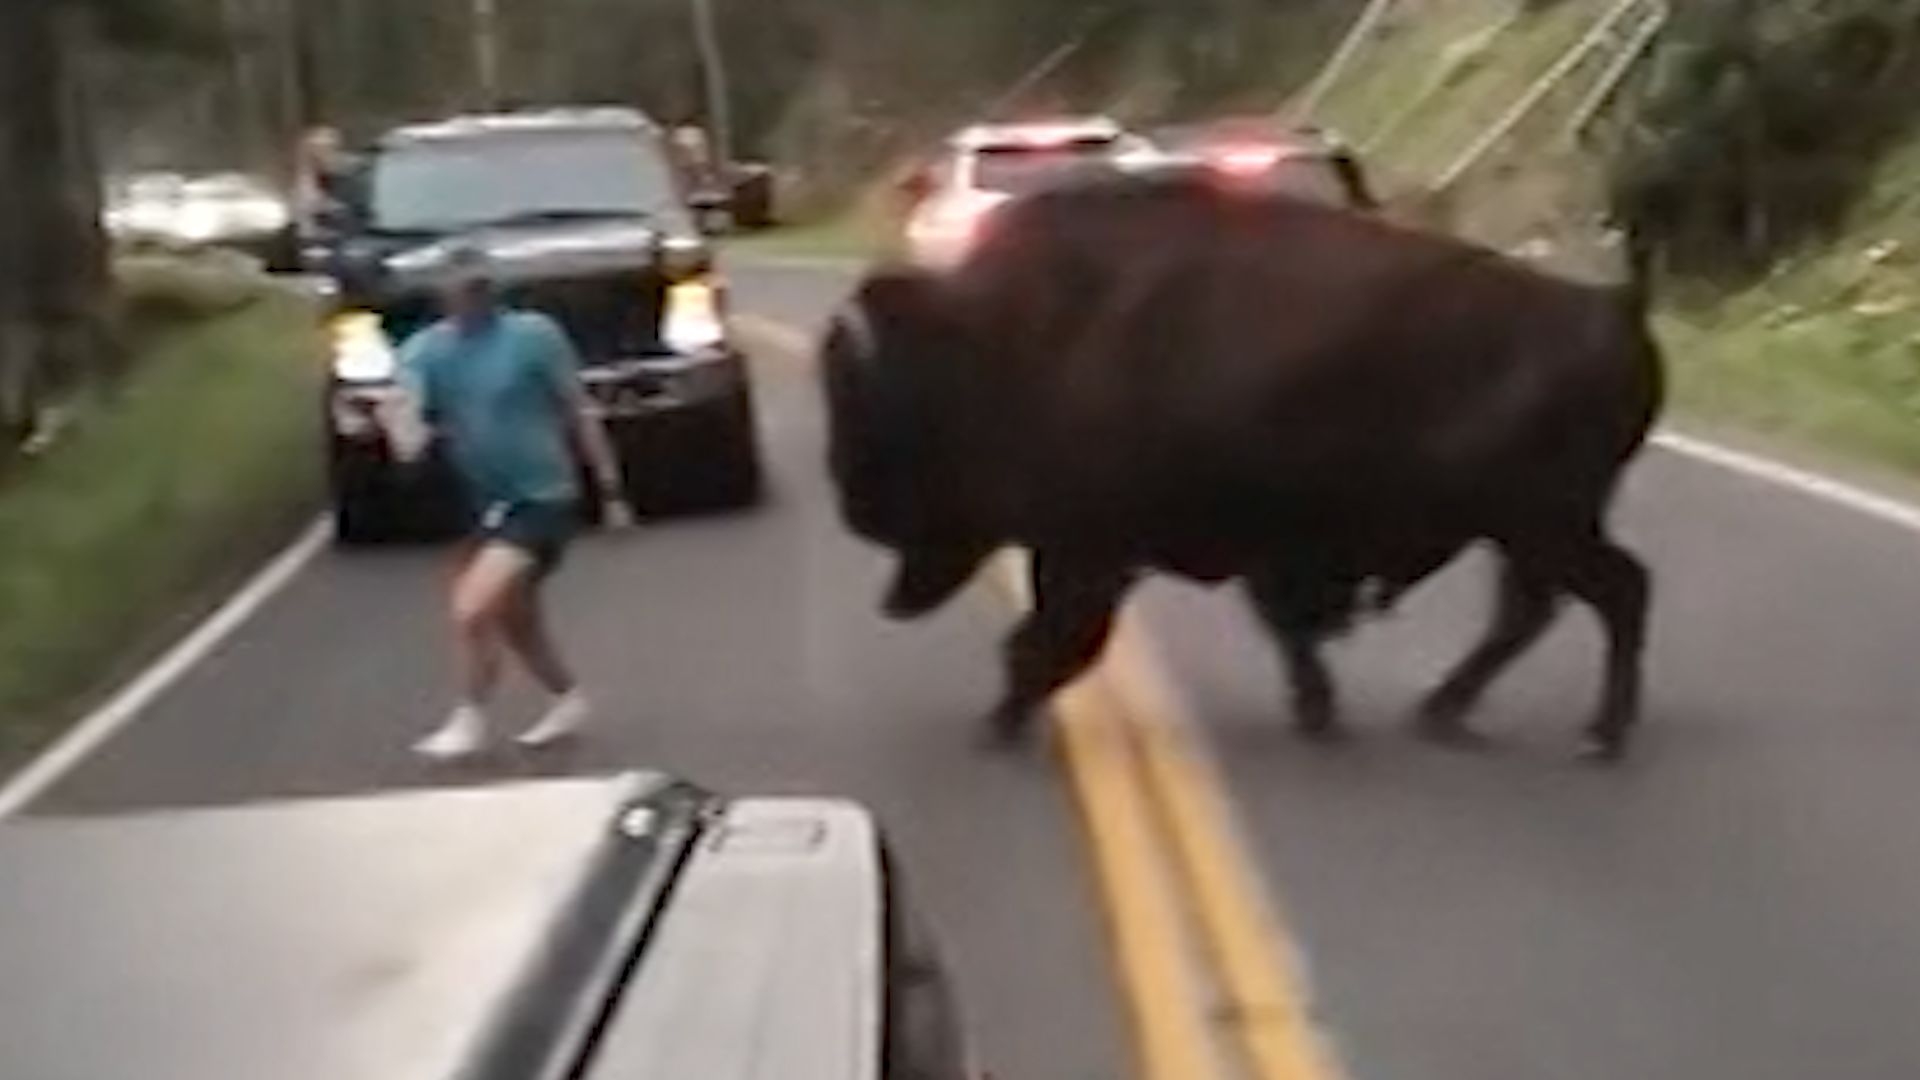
[
  {"xmin": 1576, "ymin": 732, "xmax": 1628, "ymax": 765},
  {"xmin": 1294, "ymin": 715, "xmax": 1347, "ymax": 744},
  {"xmin": 981, "ymin": 707, "xmax": 1035, "ymax": 748},
  {"xmin": 1414, "ymin": 713, "xmax": 1491, "ymax": 751}
]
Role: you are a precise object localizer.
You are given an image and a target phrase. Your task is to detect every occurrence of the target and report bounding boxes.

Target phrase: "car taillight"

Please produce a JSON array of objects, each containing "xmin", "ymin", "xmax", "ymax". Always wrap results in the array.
[{"xmin": 1210, "ymin": 144, "xmax": 1286, "ymax": 177}]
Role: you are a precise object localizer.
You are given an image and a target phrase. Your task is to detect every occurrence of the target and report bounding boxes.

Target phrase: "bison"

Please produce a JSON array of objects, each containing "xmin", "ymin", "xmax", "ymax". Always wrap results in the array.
[{"xmin": 820, "ymin": 173, "xmax": 1664, "ymax": 759}]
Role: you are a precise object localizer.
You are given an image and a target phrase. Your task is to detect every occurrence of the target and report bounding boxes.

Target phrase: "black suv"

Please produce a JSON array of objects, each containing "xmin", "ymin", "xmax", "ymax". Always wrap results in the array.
[{"xmin": 312, "ymin": 108, "xmax": 764, "ymax": 543}]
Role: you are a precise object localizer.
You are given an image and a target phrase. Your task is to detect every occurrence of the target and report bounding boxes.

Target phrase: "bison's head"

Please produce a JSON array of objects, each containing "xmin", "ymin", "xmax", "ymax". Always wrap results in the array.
[{"xmin": 820, "ymin": 269, "xmax": 999, "ymax": 619}]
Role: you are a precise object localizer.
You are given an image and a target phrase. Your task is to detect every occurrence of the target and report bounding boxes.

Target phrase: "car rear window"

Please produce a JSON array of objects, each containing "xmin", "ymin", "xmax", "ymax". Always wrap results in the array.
[{"xmin": 973, "ymin": 138, "xmax": 1118, "ymax": 196}]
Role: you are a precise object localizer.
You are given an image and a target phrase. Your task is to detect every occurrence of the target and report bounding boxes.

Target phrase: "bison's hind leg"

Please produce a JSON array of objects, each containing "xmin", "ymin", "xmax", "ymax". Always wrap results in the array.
[
  {"xmin": 986, "ymin": 553, "xmax": 1131, "ymax": 744},
  {"xmin": 1557, "ymin": 537, "xmax": 1650, "ymax": 762},
  {"xmin": 1416, "ymin": 532, "xmax": 1651, "ymax": 761},
  {"xmin": 1243, "ymin": 573, "xmax": 1344, "ymax": 740},
  {"xmin": 1416, "ymin": 558, "xmax": 1560, "ymax": 747}
]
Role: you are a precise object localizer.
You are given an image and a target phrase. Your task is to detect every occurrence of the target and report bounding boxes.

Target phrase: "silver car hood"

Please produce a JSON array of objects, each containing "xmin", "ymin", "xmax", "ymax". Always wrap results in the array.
[
  {"xmin": 0, "ymin": 776, "xmax": 886, "ymax": 1080},
  {"xmin": 587, "ymin": 798, "xmax": 883, "ymax": 1080}
]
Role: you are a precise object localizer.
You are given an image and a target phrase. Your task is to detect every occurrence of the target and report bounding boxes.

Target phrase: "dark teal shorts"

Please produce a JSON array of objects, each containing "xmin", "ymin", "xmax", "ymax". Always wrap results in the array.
[{"xmin": 475, "ymin": 499, "xmax": 578, "ymax": 578}]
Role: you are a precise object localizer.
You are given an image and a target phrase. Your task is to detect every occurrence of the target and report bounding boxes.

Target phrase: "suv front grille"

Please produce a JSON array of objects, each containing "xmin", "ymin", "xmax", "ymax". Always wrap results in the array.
[
  {"xmin": 372, "ymin": 270, "xmax": 668, "ymax": 366},
  {"xmin": 506, "ymin": 271, "xmax": 666, "ymax": 362}
]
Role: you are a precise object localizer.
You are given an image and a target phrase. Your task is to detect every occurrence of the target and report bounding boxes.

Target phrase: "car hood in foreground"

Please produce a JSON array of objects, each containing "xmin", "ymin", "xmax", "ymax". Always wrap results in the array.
[{"xmin": 0, "ymin": 774, "xmax": 887, "ymax": 1080}]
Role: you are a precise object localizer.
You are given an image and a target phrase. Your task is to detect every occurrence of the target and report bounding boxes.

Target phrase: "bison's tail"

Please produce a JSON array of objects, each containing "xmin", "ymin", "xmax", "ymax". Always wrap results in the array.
[{"xmin": 1615, "ymin": 223, "xmax": 1657, "ymax": 318}]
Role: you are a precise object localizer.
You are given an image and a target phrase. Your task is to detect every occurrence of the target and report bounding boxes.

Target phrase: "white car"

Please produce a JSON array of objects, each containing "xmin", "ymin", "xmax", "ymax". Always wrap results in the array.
[
  {"xmin": 1141, "ymin": 120, "xmax": 1379, "ymax": 209},
  {"xmin": 0, "ymin": 773, "xmax": 979, "ymax": 1080},
  {"xmin": 105, "ymin": 171, "xmax": 296, "ymax": 266},
  {"xmin": 903, "ymin": 117, "xmax": 1147, "ymax": 270}
]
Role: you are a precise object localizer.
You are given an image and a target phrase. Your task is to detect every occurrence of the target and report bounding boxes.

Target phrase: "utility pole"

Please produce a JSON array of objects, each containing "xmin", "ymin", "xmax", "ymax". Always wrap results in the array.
[
  {"xmin": 472, "ymin": 0, "xmax": 501, "ymax": 110},
  {"xmin": 690, "ymin": 0, "xmax": 734, "ymax": 168}
]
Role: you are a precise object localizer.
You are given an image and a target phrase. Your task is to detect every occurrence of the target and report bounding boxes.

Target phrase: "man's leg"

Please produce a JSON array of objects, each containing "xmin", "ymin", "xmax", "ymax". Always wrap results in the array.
[
  {"xmin": 414, "ymin": 541, "xmax": 537, "ymax": 759},
  {"xmin": 493, "ymin": 502, "xmax": 591, "ymax": 747},
  {"xmin": 452, "ymin": 541, "xmax": 537, "ymax": 700},
  {"xmin": 503, "ymin": 584, "xmax": 576, "ymax": 695},
  {"xmin": 508, "ymin": 581, "xmax": 594, "ymax": 747}
]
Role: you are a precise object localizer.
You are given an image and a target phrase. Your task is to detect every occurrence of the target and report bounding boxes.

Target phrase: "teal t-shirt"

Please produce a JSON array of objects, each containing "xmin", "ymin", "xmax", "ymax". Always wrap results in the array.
[{"xmin": 400, "ymin": 310, "xmax": 581, "ymax": 508}]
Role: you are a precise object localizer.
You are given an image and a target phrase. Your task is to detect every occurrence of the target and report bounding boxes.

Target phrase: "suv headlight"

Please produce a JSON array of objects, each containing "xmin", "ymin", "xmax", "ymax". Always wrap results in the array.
[
  {"xmin": 329, "ymin": 311, "xmax": 397, "ymax": 382},
  {"xmin": 662, "ymin": 279, "xmax": 726, "ymax": 355}
]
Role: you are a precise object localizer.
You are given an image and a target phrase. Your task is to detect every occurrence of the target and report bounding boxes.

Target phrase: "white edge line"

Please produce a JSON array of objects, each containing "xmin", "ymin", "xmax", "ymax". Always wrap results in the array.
[
  {"xmin": 1653, "ymin": 432, "xmax": 1920, "ymax": 537},
  {"xmin": 0, "ymin": 517, "xmax": 330, "ymax": 819}
]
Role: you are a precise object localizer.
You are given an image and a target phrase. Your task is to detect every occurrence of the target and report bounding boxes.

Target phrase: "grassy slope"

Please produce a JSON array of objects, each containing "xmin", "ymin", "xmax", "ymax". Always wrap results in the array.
[
  {"xmin": 1318, "ymin": 0, "xmax": 1528, "ymax": 174},
  {"xmin": 1333, "ymin": 0, "xmax": 1920, "ymax": 480},
  {"xmin": 0, "ymin": 288, "xmax": 323, "ymax": 767},
  {"xmin": 1661, "ymin": 140, "xmax": 1920, "ymax": 474}
]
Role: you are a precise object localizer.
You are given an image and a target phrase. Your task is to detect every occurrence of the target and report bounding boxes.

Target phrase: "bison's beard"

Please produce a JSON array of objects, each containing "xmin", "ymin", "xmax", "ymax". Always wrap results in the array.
[{"xmin": 882, "ymin": 546, "xmax": 991, "ymax": 620}]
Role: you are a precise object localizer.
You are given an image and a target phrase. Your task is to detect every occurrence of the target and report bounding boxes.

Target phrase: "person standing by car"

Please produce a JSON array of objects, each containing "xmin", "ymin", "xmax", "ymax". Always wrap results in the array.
[{"xmin": 381, "ymin": 245, "xmax": 633, "ymax": 759}]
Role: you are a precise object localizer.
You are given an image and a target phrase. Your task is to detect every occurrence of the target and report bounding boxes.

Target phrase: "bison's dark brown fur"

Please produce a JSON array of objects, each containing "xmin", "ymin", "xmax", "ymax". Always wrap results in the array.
[{"xmin": 821, "ymin": 173, "xmax": 1663, "ymax": 759}]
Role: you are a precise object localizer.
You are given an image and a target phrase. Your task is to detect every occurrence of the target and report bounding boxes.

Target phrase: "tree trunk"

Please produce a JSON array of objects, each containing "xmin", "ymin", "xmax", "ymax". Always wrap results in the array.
[
  {"xmin": 0, "ymin": 2, "xmax": 114, "ymax": 455},
  {"xmin": 0, "ymin": 4, "xmax": 59, "ymax": 447}
]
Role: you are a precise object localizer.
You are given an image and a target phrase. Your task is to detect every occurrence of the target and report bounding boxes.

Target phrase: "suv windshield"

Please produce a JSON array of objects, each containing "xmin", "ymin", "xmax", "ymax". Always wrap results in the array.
[
  {"xmin": 370, "ymin": 129, "xmax": 686, "ymax": 235},
  {"xmin": 973, "ymin": 139, "xmax": 1118, "ymax": 196}
]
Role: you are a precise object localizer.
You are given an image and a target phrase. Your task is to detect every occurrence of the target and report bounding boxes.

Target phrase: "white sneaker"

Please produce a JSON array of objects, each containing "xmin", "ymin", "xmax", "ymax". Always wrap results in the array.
[
  {"xmin": 413, "ymin": 705, "xmax": 489, "ymax": 760},
  {"xmin": 517, "ymin": 691, "xmax": 591, "ymax": 748}
]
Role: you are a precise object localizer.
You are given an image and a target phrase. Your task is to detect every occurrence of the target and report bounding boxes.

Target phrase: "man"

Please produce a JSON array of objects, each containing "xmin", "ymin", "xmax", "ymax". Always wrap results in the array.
[{"xmin": 383, "ymin": 245, "xmax": 632, "ymax": 759}]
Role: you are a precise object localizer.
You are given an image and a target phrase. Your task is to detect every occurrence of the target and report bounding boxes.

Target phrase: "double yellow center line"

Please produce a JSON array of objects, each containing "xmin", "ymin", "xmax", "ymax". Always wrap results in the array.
[
  {"xmin": 737, "ymin": 313, "xmax": 1341, "ymax": 1080},
  {"xmin": 990, "ymin": 553, "xmax": 1343, "ymax": 1080}
]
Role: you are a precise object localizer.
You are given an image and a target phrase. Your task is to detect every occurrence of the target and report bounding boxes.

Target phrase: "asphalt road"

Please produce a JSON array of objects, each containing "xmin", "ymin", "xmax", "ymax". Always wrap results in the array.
[{"xmin": 28, "ymin": 257, "xmax": 1920, "ymax": 1080}]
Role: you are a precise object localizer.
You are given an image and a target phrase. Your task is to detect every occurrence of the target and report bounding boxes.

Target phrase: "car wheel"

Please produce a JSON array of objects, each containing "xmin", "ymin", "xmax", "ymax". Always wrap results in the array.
[
  {"xmin": 332, "ymin": 493, "xmax": 388, "ymax": 545},
  {"xmin": 330, "ymin": 457, "xmax": 392, "ymax": 545}
]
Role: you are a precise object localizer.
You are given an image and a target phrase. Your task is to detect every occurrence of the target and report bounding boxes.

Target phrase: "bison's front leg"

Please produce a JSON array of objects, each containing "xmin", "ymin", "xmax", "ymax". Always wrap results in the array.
[
  {"xmin": 1243, "ymin": 573, "xmax": 1343, "ymax": 739},
  {"xmin": 986, "ymin": 553, "xmax": 1132, "ymax": 743}
]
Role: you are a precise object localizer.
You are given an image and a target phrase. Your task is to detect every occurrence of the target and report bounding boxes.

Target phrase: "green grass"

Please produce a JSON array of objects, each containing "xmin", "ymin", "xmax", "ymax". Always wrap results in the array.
[
  {"xmin": 1322, "ymin": 0, "xmax": 1920, "ymax": 485},
  {"xmin": 1660, "ymin": 165, "xmax": 1920, "ymax": 475},
  {"xmin": 0, "ymin": 286, "xmax": 324, "ymax": 769}
]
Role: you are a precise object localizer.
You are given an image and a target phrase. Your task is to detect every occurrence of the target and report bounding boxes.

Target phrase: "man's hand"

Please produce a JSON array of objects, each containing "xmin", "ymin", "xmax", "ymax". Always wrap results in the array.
[
  {"xmin": 375, "ymin": 386, "xmax": 431, "ymax": 464},
  {"xmin": 562, "ymin": 377, "xmax": 631, "ymax": 532}
]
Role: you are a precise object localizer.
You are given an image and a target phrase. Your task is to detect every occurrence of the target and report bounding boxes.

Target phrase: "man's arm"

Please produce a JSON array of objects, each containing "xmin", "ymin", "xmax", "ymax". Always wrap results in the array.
[
  {"xmin": 379, "ymin": 334, "xmax": 434, "ymax": 464},
  {"xmin": 537, "ymin": 319, "xmax": 629, "ymax": 515},
  {"xmin": 565, "ymin": 378, "xmax": 626, "ymax": 506}
]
